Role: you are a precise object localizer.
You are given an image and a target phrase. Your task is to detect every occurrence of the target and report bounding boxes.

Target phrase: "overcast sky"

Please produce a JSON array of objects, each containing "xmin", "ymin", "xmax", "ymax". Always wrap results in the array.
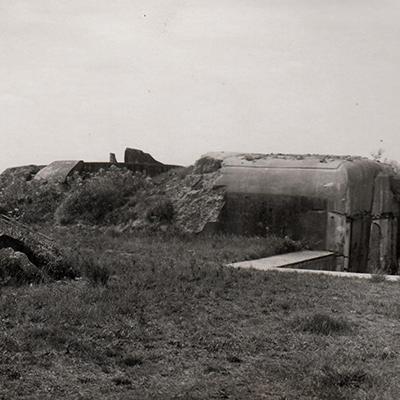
[{"xmin": 1, "ymin": 0, "xmax": 400, "ymax": 172}]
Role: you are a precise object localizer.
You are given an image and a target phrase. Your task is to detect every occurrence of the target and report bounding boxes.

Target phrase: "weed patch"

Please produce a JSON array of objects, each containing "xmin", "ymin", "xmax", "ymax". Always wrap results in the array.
[
  {"xmin": 62, "ymin": 249, "xmax": 110, "ymax": 286},
  {"xmin": 120, "ymin": 355, "xmax": 143, "ymax": 367},
  {"xmin": 295, "ymin": 312, "xmax": 352, "ymax": 335},
  {"xmin": 313, "ymin": 363, "xmax": 372, "ymax": 400},
  {"xmin": 112, "ymin": 376, "xmax": 132, "ymax": 386}
]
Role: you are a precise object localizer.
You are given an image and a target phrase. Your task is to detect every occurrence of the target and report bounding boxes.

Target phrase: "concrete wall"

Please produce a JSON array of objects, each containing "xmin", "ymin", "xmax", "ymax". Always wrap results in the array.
[{"xmin": 80, "ymin": 162, "xmax": 177, "ymax": 176}]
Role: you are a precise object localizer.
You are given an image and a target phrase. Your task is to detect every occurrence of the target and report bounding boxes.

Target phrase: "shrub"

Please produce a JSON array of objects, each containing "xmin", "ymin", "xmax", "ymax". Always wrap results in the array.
[
  {"xmin": 0, "ymin": 178, "xmax": 64, "ymax": 223},
  {"xmin": 55, "ymin": 168, "xmax": 149, "ymax": 225}
]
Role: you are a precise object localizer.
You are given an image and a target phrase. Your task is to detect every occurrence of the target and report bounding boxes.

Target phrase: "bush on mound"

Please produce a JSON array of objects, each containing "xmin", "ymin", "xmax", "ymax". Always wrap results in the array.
[{"xmin": 55, "ymin": 167, "xmax": 150, "ymax": 225}]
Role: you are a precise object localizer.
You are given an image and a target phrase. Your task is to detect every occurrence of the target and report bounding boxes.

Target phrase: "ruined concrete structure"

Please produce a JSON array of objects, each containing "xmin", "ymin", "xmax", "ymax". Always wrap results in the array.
[
  {"xmin": 201, "ymin": 152, "xmax": 400, "ymax": 273},
  {"xmin": 34, "ymin": 160, "xmax": 84, "ymax": 183},
  {"xmin": 34, "ymin": 148, "xmax": 179, "ymax": 183},
  {"xmin": 12, "ymin": 146, "xmax": 400, "ymax": 274},
  {"xmin": 124, "ymin": 148, "xmax": 164, "ymax": 165}
]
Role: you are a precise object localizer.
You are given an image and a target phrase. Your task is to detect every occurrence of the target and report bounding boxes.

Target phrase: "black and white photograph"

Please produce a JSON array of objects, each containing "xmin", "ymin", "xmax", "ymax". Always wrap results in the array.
[{"xmin": 1, "ymin": 1, "xmax": 400, "ymax": 398}]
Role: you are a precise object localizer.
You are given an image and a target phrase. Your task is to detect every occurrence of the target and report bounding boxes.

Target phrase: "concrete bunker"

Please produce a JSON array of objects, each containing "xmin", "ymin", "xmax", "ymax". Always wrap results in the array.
[
  {"xmin": 201, "ymin": 152, "xmax": 400, "ymax": 273},
  {"xmin": 34, "ymin": 148, "xmax": 180, "ymax": 183}
]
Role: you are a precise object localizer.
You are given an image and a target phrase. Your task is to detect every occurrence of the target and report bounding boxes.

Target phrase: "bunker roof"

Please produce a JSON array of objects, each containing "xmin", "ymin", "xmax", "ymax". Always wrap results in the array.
[{"xmin": 206, "ymin": 152, "xmax": 387, "ymax": 216}]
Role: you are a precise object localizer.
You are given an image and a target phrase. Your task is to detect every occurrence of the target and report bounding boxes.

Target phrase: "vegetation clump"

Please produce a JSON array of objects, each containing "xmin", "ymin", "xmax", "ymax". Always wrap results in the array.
[
  {"xmin": 61, "ymin": 248, "xmax": 110, "ymax": 286},
  {"xmin": 314, "ymin": 363, "xmax": 371, "ymax": 400},
  {"xmin": 0, "ymin": 176, "xmax": 64, "ymax": 223},
  {"xmin": 55, "ymin": 168, "xmax": 149, "ymax": 225},
  {"xmin": 295, "ymin": 312, "xmax": 352, "ymax": 335}
]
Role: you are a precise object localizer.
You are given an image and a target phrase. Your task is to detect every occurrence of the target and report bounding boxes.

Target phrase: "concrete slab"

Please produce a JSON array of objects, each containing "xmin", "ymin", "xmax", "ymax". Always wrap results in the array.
[
  {"xmin": 230, "ymin": 250, "xmax": 335, "ymax": 269},
  {"xmin": 34, "ymin": 160, "xmax": 84, "ymax": 183},
  {"xmin": 228, "ymin": 250, "xmax": 400, "ymax": 281}
]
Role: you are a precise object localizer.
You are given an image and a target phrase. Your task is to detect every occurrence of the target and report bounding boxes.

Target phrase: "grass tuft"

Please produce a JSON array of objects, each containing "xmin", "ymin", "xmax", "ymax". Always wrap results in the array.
[
  {"xmin": 314, "ymin": 364, "xmax": 371, "ymax": 400},
  {"xmin": 83, "ymin": 259, "xmax": 110, "ymax": 286},
  {"xmin": 226, "ymin": 355, "xmax": 242, "ymax": 363},
  {"xmin": 295, "ymin": 312, "xmax": 352, "ymax": 335},
  {"xmin": 112, "ymin": 376, "xmax": 132, "ymax": 386},
  {"xmin": 121, "ymin": 355, "xmax": 143, "ymax": 367},
  {"xmin": 62, "ymin": 249, "xmax": 110, "ymax": 286},
  {"xmin": 320, "ymin": 365, "xmax": 367, "ymax": 388}
]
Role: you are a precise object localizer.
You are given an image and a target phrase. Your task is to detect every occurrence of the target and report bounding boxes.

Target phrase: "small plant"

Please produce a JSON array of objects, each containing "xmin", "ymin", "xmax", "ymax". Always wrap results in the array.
[
  {"xmin": 145, "ymin": 198, "xmax": 174, "ymax": 224},
  {"xmin": 226, "ymin": 355, "xmax": 242, "ymax": 363},
  {"xmin": 84, "ymin": 258, "xmax": 110, "ymax": 286},
  {"xmin": 121, "ymin": 355, "xmax": 143, "ymax": 367},
  {"xmin": 63, "ymin": 249, "xmax": 110, "ymax": 286},
  {"xmin": 275, "ymin": 236, "xmax": 305, "ymax": 254},
  {"xmin": 112, "ymin": 376, "xmax": 132, "ymax": 386},
  {"xmin": 295, "ymin": 312, "xmax": 352, "ymax": 335}
]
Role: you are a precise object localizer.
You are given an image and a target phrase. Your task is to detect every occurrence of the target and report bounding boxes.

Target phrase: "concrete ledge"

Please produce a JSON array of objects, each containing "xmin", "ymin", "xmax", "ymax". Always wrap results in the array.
[
  {"xmin": 229, "ymin": 251, "xmax": 400, "ymax": 281},
  {"xmin": 230, "ymin": 250, "xmax": 335, "ymax": 270}
]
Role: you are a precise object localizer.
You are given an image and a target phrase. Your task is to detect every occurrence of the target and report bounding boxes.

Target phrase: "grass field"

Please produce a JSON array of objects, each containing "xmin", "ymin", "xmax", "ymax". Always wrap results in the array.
[{"xmin": 1, "ymin": 227, "xmax": 400, "ymax": 399}]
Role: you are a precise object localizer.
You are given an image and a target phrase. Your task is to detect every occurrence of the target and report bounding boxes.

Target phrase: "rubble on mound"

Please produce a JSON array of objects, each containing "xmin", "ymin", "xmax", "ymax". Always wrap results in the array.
[
  {"xmin": 0, "ymin": 154, "xmax": 227, "ymax": 235},
  {"xmin": 164, "ymin": 171, "xmax": 225, "ymax": 233},
  {"xmin": 108, "ymin": 166, "xmax": 226, "ymax": 234},
  {"xmin": 0, "ymin": 247, "xmax": 43, "ymax": 285},
  {"xmin": 192, "ymin": 156, "xmax": 222, "ymax": 174},
  {"xmin": 0, "ymin": 165, "xmax": 43, "ymax": 192},
  {"xmin": 0, "ymin": 215, "xmax": 75, "ymax": 283}
]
